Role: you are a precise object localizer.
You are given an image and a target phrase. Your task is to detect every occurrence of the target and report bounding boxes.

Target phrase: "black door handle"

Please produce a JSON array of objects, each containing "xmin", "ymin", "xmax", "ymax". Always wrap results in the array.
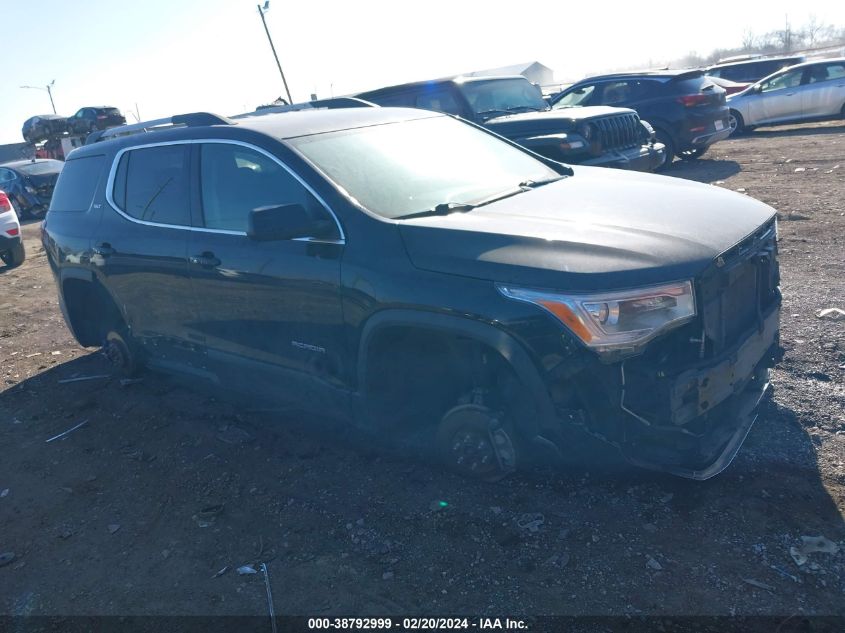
[
  {"xmin": 190, "ymin": 252, "xmax": 221, "ymax": 268},
  {"xmin": 93, "ymin": 242, "xmax": 115, "ymax": 257}
]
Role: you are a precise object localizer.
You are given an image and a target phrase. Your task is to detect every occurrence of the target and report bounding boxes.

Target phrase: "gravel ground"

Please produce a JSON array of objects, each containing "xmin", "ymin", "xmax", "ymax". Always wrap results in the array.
[{"xmin": 1, "ymin": 120, "xmax": 844, "ymax": 620}]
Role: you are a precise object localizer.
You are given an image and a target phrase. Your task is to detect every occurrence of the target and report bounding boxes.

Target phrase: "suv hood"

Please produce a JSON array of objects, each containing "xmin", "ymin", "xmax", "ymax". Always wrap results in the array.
[
  {"xmin": 398, "ymin": 167, "xmax": 776, "ymax": 292},
  {"xmin": 484, "ymin": 106, "xmax": 637, "ymax": 138}
]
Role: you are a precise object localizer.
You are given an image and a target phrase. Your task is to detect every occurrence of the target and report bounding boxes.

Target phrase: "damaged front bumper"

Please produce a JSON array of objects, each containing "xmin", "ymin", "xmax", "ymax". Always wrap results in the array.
[
  {"xmin": 579, "ymin": 142, "xmax": 666, "ymax": 172},
  {"xmin": 621, "ymin": 306, "xmax": 779, "ymax": 479},
  {"xmin": 553, "ymin": 305, "xmax": 780, "ymax": 480}
]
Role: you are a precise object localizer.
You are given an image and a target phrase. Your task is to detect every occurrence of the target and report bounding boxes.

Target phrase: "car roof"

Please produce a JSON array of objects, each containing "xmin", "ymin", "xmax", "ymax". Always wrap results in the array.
[
  {"xmin": 0, "ymin": 158, "xmax": 60, "ymax": 169},
  {"xmin": 69, "ymin": 107, "xmax": 446, "ymax": 159},
  {"xmin": 235, "ymin": 107, "xmax": 442, "ymax": 139},
  {"xmin": 357, "ymin": 74, "xmax": 529, "ymax": 96},
  {"xmin": 776, "ymin": 57, "xmax": 845, "ymax": 70},
  {"xmin": 705, "ymin": 55, "xmax": 804, "ymax": 70},
  {"xmin": 569, "ymin": 69, "xmax": 703, "ymax": 83}
]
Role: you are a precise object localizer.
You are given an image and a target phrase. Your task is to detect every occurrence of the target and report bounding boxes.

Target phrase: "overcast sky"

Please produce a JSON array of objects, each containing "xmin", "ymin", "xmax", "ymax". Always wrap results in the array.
[{"xmin": 2, "ymin": 0, "xmax": 844, "ymax": 144}]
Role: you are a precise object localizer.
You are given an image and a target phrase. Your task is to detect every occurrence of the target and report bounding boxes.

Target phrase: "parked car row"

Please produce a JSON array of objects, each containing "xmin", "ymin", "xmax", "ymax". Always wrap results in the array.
[
  {"xmin": 726, "ymin": 57, "xmax": 845, "ymax": 134},
  {"xmin": 541, "ymin": 55, "xmax": 844, "ymax": 162},
  {"xmin": 22, "ymin": 107, "xmax": 126, "ymax": 143},
  {"xmin": 356, "ymin": 76, "xmax": 666, "ymax": 172},
  {"xmin": 549, "ymin": 69, "xmax": 731, "ymax": 169}
]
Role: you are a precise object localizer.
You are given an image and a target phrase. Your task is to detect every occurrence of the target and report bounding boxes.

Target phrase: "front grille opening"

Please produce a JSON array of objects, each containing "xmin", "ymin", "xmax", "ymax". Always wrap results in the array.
[
  {"xmin": 700, "ymin": 227, "xmax": 779, "ymax": 354},
  {"xmin": 594, "ymin": 113, "xmax": 642, "ymax": 151}
]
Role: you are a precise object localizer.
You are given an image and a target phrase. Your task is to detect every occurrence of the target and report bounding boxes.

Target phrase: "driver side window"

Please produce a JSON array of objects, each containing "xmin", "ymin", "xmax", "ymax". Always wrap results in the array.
[
  {"xmin": 760, "ymin": 69, "xmax": 803, "ymax": 93},
  {"xmin": 199, "ymin": 143, "xmax": 335, "ymax": 236}
]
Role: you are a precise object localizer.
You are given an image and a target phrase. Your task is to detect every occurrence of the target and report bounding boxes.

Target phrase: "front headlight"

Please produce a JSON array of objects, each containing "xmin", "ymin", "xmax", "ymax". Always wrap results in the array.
[{"xmin": 498, "ymin": 281, "xmax": 696, "ymax": 356}]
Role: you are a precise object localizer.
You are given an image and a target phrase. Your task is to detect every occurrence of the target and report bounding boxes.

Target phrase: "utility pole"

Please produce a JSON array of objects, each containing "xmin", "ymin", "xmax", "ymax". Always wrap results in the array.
[
  {"xmin": 20, "ymin": 80, "xmax": 57, "ymax": 114},
  {"xmin": 257, "ymin": 2, "xmax": 293, "ymax": 104}
]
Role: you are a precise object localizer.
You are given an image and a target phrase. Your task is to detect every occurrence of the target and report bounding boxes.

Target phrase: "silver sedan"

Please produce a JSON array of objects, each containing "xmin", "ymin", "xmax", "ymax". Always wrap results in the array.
[{"xmin": 727, "ymin": 58, "xmax": 845, "ymax": 134}]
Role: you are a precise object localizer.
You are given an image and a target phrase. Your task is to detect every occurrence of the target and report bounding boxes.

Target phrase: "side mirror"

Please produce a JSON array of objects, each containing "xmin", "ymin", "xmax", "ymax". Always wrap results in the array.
[{"xmin": 247, "ymin": 204, "xmax": 333, "ymax": 241}]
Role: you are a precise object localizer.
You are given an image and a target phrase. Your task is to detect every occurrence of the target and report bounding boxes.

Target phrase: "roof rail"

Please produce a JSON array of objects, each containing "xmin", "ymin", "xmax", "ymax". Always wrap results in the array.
[
  {"xmin": 87, "ymin": 112, "xmax": 233, "ymax": 144},
  {"xmin": 233, "ymin": 96, "xmax": 377, "ymax": 119}
]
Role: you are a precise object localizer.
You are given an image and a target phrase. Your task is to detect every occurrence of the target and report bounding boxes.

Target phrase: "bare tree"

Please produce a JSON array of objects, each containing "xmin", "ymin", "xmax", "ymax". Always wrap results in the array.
[
  {"xmin": 805, "ymin": 15, "xmax": 836, "ymax": 48},
  {"xmin": 741, "ymin": 28, "xmax": 756, "ymax": 51},
  {"xmin": 776, "ymin": 15, "xmax": 794, "ymax": 52}
]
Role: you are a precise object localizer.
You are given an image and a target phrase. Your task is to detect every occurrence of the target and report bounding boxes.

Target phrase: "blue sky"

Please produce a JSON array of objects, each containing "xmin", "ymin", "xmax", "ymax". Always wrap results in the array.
[{"xmin": 3, "ymin": 0, "xmax": 844, "ymax": 144}]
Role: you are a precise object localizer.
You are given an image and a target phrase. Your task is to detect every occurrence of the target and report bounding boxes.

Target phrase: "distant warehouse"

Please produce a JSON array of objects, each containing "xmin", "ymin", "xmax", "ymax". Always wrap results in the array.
[{"xmin": 463, "ymin": 61, "xmax": 554, "ymax": 86}]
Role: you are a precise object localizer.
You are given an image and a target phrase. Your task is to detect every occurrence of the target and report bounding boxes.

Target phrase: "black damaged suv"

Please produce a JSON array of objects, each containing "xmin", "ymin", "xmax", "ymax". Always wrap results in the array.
[{"xmin": 43, "ymin": 107, "xmax": 781, "ymax": 481}]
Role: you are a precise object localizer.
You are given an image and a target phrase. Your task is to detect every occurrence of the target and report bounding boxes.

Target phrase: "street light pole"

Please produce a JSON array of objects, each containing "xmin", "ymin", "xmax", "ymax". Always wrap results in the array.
[
  {"xmin": 46, "ymin": 82, "xmax": 56, "ymax": 114},
  {"xmin": 20, "ymin": 80, "xmax": 57, "ymax": 114},
  {"xmin": 257, "ymin": 2, "xmax": 293, "ymax": 104}
]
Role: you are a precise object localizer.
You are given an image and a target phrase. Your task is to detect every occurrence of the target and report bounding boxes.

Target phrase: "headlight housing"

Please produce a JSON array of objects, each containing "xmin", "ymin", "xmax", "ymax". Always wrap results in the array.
[
  {"xmin": 498, "ymin": 281, "xmax": 696, "ymax": 357},
  {"xmin": 640, "ymin": 120, "xmax": 656, "ymax": 142}
]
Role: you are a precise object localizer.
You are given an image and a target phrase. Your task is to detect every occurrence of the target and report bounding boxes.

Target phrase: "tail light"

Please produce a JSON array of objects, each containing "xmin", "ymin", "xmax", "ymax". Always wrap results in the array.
[
  {"xmin": 6, "ymin": 228, "xmax": 19, "ymax": 236},
  {"xmin": 677, "ymin": 94, "xmax": 710, "ymax": 107},
  {"xmin": 0, "ymin": 192, "xmax": 11, "ymax": 213},
  {"xmin": 97, "ymin": 115, "xmax": 107, "ymax": 120}
]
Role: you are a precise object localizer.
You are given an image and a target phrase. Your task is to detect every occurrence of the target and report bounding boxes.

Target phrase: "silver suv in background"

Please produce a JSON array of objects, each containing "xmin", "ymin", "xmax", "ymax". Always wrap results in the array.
[{"xmin": 727, "ymin": 58, "xmax": 845, "ymax": 134}]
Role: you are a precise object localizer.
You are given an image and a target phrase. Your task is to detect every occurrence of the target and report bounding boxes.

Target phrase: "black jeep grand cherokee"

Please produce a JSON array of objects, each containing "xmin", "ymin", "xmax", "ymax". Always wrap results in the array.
[{"xmin": 43, "ymin": 108, "xmax": 780, "ymax": 481}]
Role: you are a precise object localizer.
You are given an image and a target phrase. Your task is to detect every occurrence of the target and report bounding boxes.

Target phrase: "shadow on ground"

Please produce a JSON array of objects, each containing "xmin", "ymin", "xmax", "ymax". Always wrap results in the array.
[
  {"xmin": 747, "ymin": 121, "xmax": 845, "ymax": 139},
  {"xmin": 667, "ymin": 158, "xmax": 742, "ymax": 183},
  {"xmin": 2, "ymin": 352, "xmax": 843, "ymax": 616}
]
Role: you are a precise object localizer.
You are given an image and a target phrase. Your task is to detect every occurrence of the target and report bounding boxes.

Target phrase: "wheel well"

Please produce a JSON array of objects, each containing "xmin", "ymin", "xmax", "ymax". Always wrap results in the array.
[
  {"xmin": 362, "ymin": 327, "xmax": 536, "ymax": 434},
  {"xmin": 61, "ymin": 279, "xmax": 124, "ymax": 347}
]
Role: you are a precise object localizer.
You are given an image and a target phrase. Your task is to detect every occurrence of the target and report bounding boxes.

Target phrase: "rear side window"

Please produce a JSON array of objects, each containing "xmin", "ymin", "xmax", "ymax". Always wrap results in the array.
[
  {"xmin": 597, "ymin": 80, "xmax": 657, "ymax": 104},
  {"xmin": 49, "ymin": 155, "xmax": 104, "ymax": 212},
  {"xmin": 415, "ymin": 88, "xmax": 463, "ymax": 115},
  {"xmin": 714, "ymin": 66, "xmax": 743, "ymax": 81},
  {"xmin": 112, "ymin": 145, "xmax": 190, "ymax": 226},
  {"xmin": 366, "ymin": 91, "xmax": 417, "ymax": 107},
  {"xmin": 808, "ymin": 62, "xmax": 845, "ymax": 83},
  {"xmin": 672, "ymin": 77, "xmax": 709, "ymax": 94}
]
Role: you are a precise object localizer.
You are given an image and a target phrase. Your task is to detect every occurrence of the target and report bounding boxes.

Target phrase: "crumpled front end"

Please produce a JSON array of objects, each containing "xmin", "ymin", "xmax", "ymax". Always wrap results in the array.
[{"xmin": 550, "ymin": 218, "xmax": 781, "ymax": 479}]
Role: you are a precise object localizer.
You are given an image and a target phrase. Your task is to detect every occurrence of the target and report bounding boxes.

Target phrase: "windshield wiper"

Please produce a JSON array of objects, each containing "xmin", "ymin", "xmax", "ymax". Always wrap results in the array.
[
  {"xmin": 476, "ymin": 109, "xmax": 511, "ymax": 119},
  {"xmin": 395, "ymin": 186, "xmax": 530, "ymax": 221},
  {"xmin": 505, "ymin": 106, "xmax": 544, "ymax": 113},
  {"xmin": 518, "ymin": 175, "xmax": 568, "ymax": 188},
  {"xmin": 394, "ymin": 202, "xmax": 477, "ymax": 220}
]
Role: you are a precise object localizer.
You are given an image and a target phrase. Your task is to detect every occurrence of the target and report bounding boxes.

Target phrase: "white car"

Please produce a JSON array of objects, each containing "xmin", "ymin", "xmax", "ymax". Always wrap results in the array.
[
  {"xmin": 0, "ymin": 190, "xmax": 25, "ymax": 268},
  {"xmin": 727, "ymin": 58, "xmax": 845, "ymax": 134}
]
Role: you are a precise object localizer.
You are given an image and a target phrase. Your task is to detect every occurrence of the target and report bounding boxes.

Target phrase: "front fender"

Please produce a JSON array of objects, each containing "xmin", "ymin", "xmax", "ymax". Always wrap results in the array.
[{"xmin": 356, "ymin": 309, "xmax": 557, "ymax": 439}]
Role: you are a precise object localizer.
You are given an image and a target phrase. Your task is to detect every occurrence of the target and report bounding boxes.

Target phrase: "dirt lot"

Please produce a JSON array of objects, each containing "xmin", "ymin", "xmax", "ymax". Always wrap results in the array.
[{"xmin": 1, "ymin": 121, "xmax": 844, "ymax": 622}]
